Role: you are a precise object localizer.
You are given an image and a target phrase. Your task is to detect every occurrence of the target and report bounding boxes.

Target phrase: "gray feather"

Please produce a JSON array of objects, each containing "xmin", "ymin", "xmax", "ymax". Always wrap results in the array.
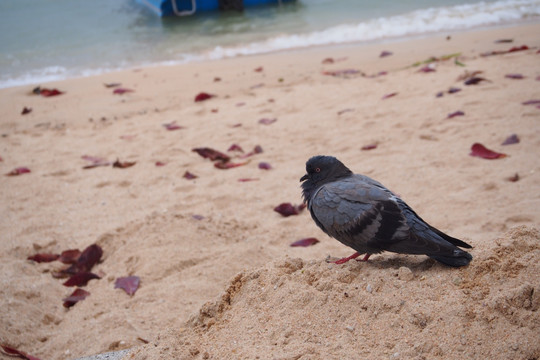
[{"xmin": 301, "ymin": 156, "xmax": 472, "ymax": 267}]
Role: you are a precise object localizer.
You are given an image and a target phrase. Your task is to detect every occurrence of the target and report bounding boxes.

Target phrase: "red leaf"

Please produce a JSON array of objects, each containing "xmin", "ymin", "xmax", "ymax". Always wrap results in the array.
[
  {"xmin": 115, "ymin": 276, "xmax": 140, "ymax": 296},
  {"xmin": 254, "ymin": 67, "xmax": 263, "ymax": 72},
  {"xmin": 361, "ymin": 143, "xmax": 377, "ymax": 151},
  {"xmin": 63, "ymin": 272, "xmax": 100, "ymax": 287},
  {"xmin": 447, "ymin": 110, "xmax": 465, "ymax": 119},
  {"xmin": 322, "ymin": 57, "xmax": 335, "ymax": 64},
  {"xmin": 273, "ymin": 203, "xmax": 306, "ymax": 217},
  {"xmin": 258, "ymin": 118, "xmax": 277, "ymax": 125},
  {"xmin": 59, "ymin": 249, "xmax": 81, "ymax": 264},
  {"xmin": 290, "ymin": 237, "xmax": 320, "ymax": 247},
  {"xmin": 214, "ymin": 161, "xmax": 248, "ymax": 169},
  {"xmin": 39, "ymin": 88, "xmax": 63, "ymax": 97},
  {"xmin": 104, "ymin": 82, "xmax": 121, "ymax": 88},
  {"xmin": 1, "ymin": 344, "xmax": 41, "ymax": 360},
  {"xmin": 238, "ymin": 178, "xmax": 259, "ymax": 182},
  {"xmin": 113, "ymin": 88, "xmax": 133, "ymax": 94},
  {"xmin": 505, "ymin": 74, "xmax": 524, "ymax": 79},
  {"xmin": 382, "ymin": 92, "xmax": 398, "ymax": 100},
  {"xmin": 163, "ymin": 122, "xmax": 184, "ymax": 131},
  {"xmin": 194, "ymin": 92, "xmax": 215, "ymax": 102},
  {"xmin": 62, "ymin": 288, "xmax": 90, "ymax": 308},
  {"xmin": 508, "ymin": 45, "xmax": 529, "ymax": 52},
  {"xmin": 64, "ymin": 244, "xmax": 103, "ymax": 274},
  {"xmin": 213, "ymin": 77, "xmax": 221, "ymax": 82},
  {"xmin": 469, "ymin": 143, "xmax": 507, "ymax": 159},
  {"xmin": 27, "ymin": 253, "xmax": 60, "ymax": 263},
  {"xmin": 379, "ymin": 50, "xmax": 393, "ymax": 58},
  {"xmin": 183, "ymin": 171, "xmax": 198, "ymax": 179},
  {"xmin": 258, "ymin": 162, "xmax": 272, "ymax": 170},
  {"xmin": 192, "ymin": 147, "xmax": 230, "ymax": 162},
  {"xmin": 227, "ymin": 144, "xmax": 244, "ymax": 152},
  {"xmin": 113, "ymin": 159, "xmax": 136, "ymax": 168},
  {"xmin": 6, "ymin": 167, "xmax": 31, "ymax": 176},
  {"xmin": 501, "ymin": 134, "xmax": 519, "ymax": 145},
  {"xmin": 21, "ymin": 107, "xmax": 32, "ymax": 115},
  {"xmin": 155, "ymin": 161, "xmax": 166, "ymax": 167}
]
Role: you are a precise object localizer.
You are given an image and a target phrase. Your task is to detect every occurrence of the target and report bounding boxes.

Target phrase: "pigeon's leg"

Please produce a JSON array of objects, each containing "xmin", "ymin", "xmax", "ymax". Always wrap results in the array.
[
  {"xmin": 332, "ymin": 252, "xmax": 362, "ymax": 264},
  {"xmin": 357, "ymin": 254, "xmax": 371, "ymax": 262}
]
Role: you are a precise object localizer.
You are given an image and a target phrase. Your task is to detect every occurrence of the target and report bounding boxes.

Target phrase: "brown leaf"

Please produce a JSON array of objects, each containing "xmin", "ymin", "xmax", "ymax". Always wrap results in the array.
[
  {"xmin": 27, "ymin": 253, "xmax": 60, "ymax": 263},
  {"xmin": 1, "ymin": 344, "xmax": 41, "ymax": 360},
  {"xmin": 192, "ymin": 147, "xmax": 230, "ymax": 162},
  {"xmin": 113, "ymin": 159, "xmax": 136, "ymax": 168},
  {"xmin": 507, "ymin": 173, "xmax": 520, "ymax": 182},
  {"xmin": 382, "ymin": 92, "xmax": 398, "ymax": 100},
  {"xmin": 183, "ymin": 171, "xmax": 198, "ymax": 179},
  {"xmin": 214, "ymin": 161, "xmax": 248, "ymax": 169},
  {"xmin": 163, "ymin": 122, "xmax": 184, "ymax": 130},
  {"xmin": 194, "ymin": 92, "xmax": 215, "ymax": 102},
  {"xmin": 447, "ymin": 110, "xmax": 465, "ymax": 119},
  {"xmin": 258, "ymin": 118, "xmax": 277, "ymax": 125},
  {"xmin": 62, "ymin": 272, "xmax": 100, "ymax": 287},
  {"xmin": 59, "ymin": 249, "xmax": 81, "ymax": 264},
  {"xmin": 64, "ymin": 244, "xmax": 103, "ymax": 275},
  {"xmin": 361, "ymin": 143, "xmax": 377, "ymax": 151},
  {"xmin": 21, "ymin": 107, "xmax": 32, "ymax": 115}
]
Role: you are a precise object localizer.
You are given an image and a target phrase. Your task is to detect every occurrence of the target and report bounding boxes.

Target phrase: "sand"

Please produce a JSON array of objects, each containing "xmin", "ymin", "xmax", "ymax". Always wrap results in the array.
[{"xmin": 1, "ymin": 22, "xmax": 539, "ymax": 360}]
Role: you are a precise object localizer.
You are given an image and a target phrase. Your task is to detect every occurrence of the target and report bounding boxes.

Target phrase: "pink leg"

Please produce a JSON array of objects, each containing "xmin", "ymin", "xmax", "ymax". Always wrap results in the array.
[{"xmin": 330, "ymin": 252, "xmax": 371, "ymax": 265}]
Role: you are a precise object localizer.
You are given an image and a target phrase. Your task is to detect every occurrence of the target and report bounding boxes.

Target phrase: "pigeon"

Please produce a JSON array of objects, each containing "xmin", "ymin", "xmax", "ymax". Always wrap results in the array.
[{"xmin": 300, "ymin": 155, "xmax": 472, "ymax": 267}]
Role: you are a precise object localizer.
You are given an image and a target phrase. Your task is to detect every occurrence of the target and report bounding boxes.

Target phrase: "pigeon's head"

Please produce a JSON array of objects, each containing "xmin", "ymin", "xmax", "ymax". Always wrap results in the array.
[{"xmin": 300, "ymin": 156, "xmax": 352, "ymax": 200}]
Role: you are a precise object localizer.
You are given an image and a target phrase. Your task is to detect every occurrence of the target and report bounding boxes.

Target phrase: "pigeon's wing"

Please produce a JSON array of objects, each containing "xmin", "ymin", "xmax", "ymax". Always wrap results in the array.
[{"xmin": 309, "ymin": 175, "xmax": 459, "ymax": 256}]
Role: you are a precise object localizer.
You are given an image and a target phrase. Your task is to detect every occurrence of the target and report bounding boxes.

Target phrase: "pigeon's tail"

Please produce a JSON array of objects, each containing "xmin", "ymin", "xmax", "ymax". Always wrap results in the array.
[{"xmin": 428, "ymin": 249, "xmax": 472, "ymax": 267}]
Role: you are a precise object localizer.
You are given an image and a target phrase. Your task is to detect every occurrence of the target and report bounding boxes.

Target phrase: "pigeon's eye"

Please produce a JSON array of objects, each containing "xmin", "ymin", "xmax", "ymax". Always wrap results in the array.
[{"xmin": 315, "ymin": 167, "xmax": 321, "ymax": 173}]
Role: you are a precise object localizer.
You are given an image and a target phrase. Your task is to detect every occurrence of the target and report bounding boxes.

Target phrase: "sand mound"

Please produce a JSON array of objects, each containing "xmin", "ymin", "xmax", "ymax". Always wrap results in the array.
[{"xmin": 129, "ymin": 226, "xmax": 540, "ymax": 360}]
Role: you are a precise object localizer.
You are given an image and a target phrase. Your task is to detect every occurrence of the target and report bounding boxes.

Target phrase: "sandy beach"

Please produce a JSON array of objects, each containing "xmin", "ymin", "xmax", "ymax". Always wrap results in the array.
[{"xmin": 1, "ymin": 22, "xmax": 540, "ymax": 360}]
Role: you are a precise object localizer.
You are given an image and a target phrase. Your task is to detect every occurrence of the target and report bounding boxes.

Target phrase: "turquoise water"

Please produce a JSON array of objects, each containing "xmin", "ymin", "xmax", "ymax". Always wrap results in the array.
[{"xmin": 0, "ymin": 0, "xmax": 539, "ymax": 88}]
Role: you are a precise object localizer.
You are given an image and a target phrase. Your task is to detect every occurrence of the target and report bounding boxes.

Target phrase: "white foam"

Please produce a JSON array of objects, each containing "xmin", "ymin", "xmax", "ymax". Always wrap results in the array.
[{"xmin": 203, "ymin": 0, "xmax": 540, "ymax": 59}]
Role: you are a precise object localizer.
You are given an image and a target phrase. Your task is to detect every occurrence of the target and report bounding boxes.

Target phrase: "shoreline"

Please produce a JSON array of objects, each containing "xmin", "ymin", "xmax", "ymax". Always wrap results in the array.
[
  {"xmin": 1, "ymin": 19, "xmax": 539, "ymax": 91},
  {"xmin": 1, "ymin": 22, "xmax": 539, "ymax": 360}
]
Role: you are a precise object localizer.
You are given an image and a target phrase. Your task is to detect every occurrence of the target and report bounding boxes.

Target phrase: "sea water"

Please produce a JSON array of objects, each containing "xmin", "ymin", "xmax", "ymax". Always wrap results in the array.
[{"xmin": 0, "ymin": 0, "xmax": 539, "ymax": 88}]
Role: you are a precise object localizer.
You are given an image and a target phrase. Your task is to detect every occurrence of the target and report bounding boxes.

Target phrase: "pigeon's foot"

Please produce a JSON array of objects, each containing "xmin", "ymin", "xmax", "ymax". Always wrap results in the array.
[{"xmin": 330, "ymin": 252, "xmax": 370, "ymax": 264}]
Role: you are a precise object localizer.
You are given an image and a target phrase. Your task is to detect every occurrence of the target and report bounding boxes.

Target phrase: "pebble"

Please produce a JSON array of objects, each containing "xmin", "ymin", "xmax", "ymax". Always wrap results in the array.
[
  {"xmin": 366, "ymin": 284, "xmax": 373, "ymax": 293},
  {"xmin": 397, "ymin": 266, "xmax": 414, "ymax": 281},
  {"xmin": 345, "ymin": 325, "xmax": 355, "ymax": 332}
]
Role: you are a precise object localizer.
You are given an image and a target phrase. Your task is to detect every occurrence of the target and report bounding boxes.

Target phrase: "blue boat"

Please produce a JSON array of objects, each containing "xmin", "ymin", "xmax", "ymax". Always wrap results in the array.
[{"xmin": 136, "ymin": 0, "xmax": 295, "ymax": 17}]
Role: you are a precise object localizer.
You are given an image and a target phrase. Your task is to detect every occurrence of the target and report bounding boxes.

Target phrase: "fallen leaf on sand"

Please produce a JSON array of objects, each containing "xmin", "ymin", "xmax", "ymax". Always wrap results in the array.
[
  {"xmin": 273, "ymin": 203, "xmax": 306, "ymax": 217},
  {"xmin": 155, "ymin": 161, "xmax": 166, "ymax": 167},
  {"xmin": 1, "ymin": 344, "xmax": 41, "ymax": 360},
  {"xmin": 258, "ymin": 162, "xmax": 272, "ymax": 170},
  {"xmin": 62, "ymin": 288, "xmax": 90, "ymax": 308},
  {"xmin": 258, "ymin": 118, "xmax": 277, "ymax": 125},
  {"xmin": 522, "ymin": 99, "xmax": 540, "ymax": 106},
  {"xmin": 470, "ymin": 143, "xmax": 507, "ymax": 159},
  {"xmin": 322, "ymin": 69, "xmax": 362, "ymax": 78},
  {"xmin": 254, "ymin": 67, "xmax": 263, "ymax": 72},
  {"xmin": 113, "ymin": 88, "xmax": 134, "ymax": 95},
  {"xmin": 113, "ymin": 159, "xmax": 136, "ymax": 168},
  {"xmin": 194, "ymin": 92, "xmax": 215, "ymax": 102},
  {"xmin": 380, "ymin": 50, "xmax": 393, "ymax": 57},
  {"xmin": 464, "ymin": 77, "xmax": 488, "ymax": 85},
  {"xmin": 382, "ymin": 92, "xmax": 398, "ymax": 100},
  {"xmin": 501, "ymin": 134, "xmax": 520, "ymax": 145},
  {"xmin": 64, "ymin": 244, "xmax": 103, "ymax": 275},
  {"xmin": 6, "ymin": 167, "xmax": 31, "ymax": 176},
  {"xmin": 214, "ymin": 161, "xmax": 248, "ymax": 169},
  {"xmin": 418, "ymin": 64, "xmax": 436, "ymax": 72},
  {"xmin": 38, "ymin": 88, "xmax": 64, "ymax": 97},
  {"xmin": 447, "ymin": 110, "xmax": 465, "ymax": 119},
  {"xmin": 21, "ymin": 107, "xmax": 32, "ymax": 115},
  {"xmin": 337, "ymin": 108, "xmax": 354, "ymax": 115},
  {"xmin": 62, "ymin": 272, "xmax": 100, "ymax": 287},
  {"xmin": 192, "ymin": 147, "xmax": 230, "ymax": 162},
  {"xmin": 162, "ymin": 122, "xmax": 184, "ymax": 131},
  {"xmin": 361, "ymin": 143, "xmax": 378, "ymax": 151},
  {"xmin": 290, "ymin": 238, "xmax": 320, "ymax": 247},
  {"xmin": 27, "ymin": 253, "xmax": 60, "ymax": 263},
  {"xmin": 115, "ymin": 276, "xmax": 140, "ymax": 296},
  {"xmin": 227, "ymin": 144, "xmax": 244, "ymax": 152},
  {"xmin": 82, "ymin": 155, "xmax": 110, "ymax": 169},
  {"xmin": 59, "ymin": 249, "xmax": 81, "ymax": 264},
  {"xmin": 505, "ymin": 74, "xmax": 524, "ymax": 79},
  {"xmin": 507, "ymin": 173, "xmax": 520, "ymax": 182},
  {"xmin": 183, "ymin": 171, "xmax": 198, "ymax": 179},
  {"xmin": 104, "ymin": 82, "xmax": 121, "ymax": 88},
  {"xmin": 238, "ymin": 178, "xmax": 259, "ymax": 182}
]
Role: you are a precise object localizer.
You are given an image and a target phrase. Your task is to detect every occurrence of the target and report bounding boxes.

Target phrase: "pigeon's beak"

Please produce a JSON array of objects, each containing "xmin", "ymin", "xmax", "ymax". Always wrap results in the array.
[{"xmin": 300, "ymin": 174, "xmax": 309, "ymax": 182}]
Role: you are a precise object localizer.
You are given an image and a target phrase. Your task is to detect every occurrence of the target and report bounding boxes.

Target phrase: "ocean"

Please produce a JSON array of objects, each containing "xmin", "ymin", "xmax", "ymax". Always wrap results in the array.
[{"xmin": 0, "ymin": 0, "xmax": 539, "ymax": 89}]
